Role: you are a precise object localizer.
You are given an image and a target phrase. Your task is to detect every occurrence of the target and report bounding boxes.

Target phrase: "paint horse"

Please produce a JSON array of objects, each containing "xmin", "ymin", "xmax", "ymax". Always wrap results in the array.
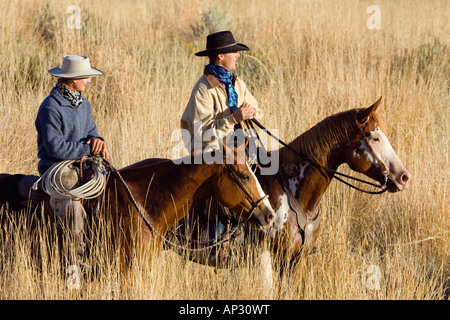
[
  {"xmin": 169, "ymin": 98, "xmax": 411, "ymax": 293},
  {"xmin": 0, "ymin": 145, "xmax": 275, "ymax": 266}
]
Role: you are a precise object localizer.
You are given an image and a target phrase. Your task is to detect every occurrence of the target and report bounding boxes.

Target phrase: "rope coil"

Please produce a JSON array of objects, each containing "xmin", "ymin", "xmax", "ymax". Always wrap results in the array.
[{"xmin": 35, "ymin": 157, "xmax": 107, "ymax": 200}]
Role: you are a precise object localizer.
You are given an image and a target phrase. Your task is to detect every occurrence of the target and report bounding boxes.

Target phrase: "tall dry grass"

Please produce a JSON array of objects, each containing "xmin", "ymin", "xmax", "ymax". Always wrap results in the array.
[{"xmin": 0, "ymin": 0, "xmax": 448, "ymax": 299}]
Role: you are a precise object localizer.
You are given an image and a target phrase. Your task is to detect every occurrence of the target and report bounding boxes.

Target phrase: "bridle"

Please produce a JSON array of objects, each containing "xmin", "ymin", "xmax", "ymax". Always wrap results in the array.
[
  {"xmin": 354, "ymin": 120, "xmax": 389, "ymax": 190},
  {"xmin": 249, "ymin": 118, "xmax": 389, "ymax": 194},
  {"xmin": 225, "ymin": 163, "xmax": 269, "ymax": 222}
]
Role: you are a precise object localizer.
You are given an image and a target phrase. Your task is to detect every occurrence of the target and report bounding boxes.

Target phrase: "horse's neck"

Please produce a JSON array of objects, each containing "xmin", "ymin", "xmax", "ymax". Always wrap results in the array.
[
  {"xmin": 279, "ymin": 140, "xmax": 345, "ymax": 215},
  {"xmin": 116, "ymin": 161, "xmax": 217, "ymax": 234},
  {"xmin": 279, "ymin": 162, "xmax": 327, "ymax": 214},
  {"xmin": 180, "ymin": 165, "xmax": 217, "ymax": 210},
  {"xmin": 146, "ymin": 163, "xmax": 217, "ymax": 233}
]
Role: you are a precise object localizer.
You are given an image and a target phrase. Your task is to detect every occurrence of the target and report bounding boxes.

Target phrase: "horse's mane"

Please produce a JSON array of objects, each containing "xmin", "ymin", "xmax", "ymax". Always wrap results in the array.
[
  {"xmin": 119, "ymin": 149, "xmax": 230, "ymax": 172},
  {"xmin": 121, "ymin": 158, "xmax": 172, "ymax": 171},
  {"xmin": 279, "ymin": 109, "xmax": 360, "ymax": 166}
]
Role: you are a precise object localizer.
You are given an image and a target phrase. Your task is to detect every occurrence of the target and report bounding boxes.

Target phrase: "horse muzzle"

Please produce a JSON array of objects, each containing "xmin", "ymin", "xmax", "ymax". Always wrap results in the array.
[
  {"xmin": 248, "ymin": 195, "xmax": 275, "ymax": 230},
  {"xmin": 386, "ymin": 170, "xmax": 411, "ymax": 192}
]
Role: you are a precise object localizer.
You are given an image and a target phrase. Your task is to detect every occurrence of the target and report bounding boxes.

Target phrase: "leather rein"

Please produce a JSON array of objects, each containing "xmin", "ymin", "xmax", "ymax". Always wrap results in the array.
[{"xmin": 248, "ymin": 118, "xmax": 389, "ymax": 195}]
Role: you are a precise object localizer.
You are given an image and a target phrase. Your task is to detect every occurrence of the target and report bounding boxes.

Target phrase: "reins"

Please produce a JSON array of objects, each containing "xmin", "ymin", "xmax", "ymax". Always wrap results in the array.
[{"xmin": 249, "ymin": 118, "xmax": 388, "ymax": 194}]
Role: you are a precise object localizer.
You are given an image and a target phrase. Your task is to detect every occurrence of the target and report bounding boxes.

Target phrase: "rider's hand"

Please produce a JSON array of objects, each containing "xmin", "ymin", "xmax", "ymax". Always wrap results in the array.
[
  {"xmin": 87, "ymin": 138, "xmax": 110, "ymax": 160},
  {"xmin": 233, "ymin": 102, "xmax": 255, "ymax": 123}
]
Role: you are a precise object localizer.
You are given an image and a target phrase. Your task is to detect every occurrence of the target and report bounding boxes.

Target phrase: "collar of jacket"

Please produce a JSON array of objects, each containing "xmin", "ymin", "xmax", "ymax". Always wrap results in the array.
[
  {"xmin": 203, "ymin": 67, "xmax": 237, "ymax": 88},
  {"xmin": 49, "ymin": 87, "xmax": 82, "ymax": 108}
]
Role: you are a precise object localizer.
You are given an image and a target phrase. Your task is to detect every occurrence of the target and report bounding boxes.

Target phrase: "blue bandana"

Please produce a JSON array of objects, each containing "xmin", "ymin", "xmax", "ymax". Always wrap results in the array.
[{"xmin": 206, "ymin": 64, "xmax": 238, "ymax": 112}]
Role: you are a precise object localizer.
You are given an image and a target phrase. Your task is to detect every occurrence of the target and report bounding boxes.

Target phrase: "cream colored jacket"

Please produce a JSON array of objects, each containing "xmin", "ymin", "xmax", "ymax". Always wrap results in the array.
[{"xmin": 180, "ymin": 68, "xmax": 263, "ymax": 152}]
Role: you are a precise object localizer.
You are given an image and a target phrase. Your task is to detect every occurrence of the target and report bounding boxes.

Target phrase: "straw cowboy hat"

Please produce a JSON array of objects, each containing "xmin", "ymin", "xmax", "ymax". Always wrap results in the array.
[
  {"xmin": 195, "ymin": 31, "xmax": 250, "ymax": 57},
  {"xmin": 48, "ymin": 55, "xmax": 104, "ymax": 78}
]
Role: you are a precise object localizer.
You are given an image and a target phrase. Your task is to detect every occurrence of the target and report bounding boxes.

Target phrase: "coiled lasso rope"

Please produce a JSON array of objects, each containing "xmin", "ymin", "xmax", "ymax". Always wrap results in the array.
[{"xmin": 34, "ymin": 157, "xmax": 107, "ymax": 200}]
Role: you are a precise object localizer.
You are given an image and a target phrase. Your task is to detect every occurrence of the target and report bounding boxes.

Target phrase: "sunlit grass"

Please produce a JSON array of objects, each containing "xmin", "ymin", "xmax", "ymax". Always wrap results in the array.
[{"xmin": 0, "ymin": 0, "xmax": 448, "ymax": 299}]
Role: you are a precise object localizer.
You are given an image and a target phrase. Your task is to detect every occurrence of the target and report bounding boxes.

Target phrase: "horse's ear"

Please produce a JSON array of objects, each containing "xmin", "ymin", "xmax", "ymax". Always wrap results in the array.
[
  {"xmin": 222, "ymin": 139, "xmax": 247, "ymax": 164},
  {"xmin": 358, "ymin": 96, "xmax": 382, "ymax": 123},
  {"xmin": 222, "ymin": 142, "xmax": 235, "ymax": 163}
]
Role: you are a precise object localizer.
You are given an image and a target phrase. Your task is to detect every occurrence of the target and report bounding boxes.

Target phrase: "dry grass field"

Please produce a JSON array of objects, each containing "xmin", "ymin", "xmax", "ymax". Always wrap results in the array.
[{"xmin": 0, "ymin": 0, "xmax": 448, "ymax": 300}]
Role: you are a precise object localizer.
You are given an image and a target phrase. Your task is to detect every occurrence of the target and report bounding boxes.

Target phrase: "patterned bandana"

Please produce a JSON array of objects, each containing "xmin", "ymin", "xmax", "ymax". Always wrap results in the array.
[
  {"xmin": 55, "ymin": 79, "xmax": 83, "ymax": 108},
  {"xmin": 206, "ymin": 64, "xmax": 238, "ymax": 112}
]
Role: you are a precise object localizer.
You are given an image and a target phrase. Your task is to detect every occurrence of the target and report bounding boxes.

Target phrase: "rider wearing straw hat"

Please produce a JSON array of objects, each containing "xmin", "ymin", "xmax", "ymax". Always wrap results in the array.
[
  {"xmin": 35, "ymin": 55, "xmax": 109, "ymax": 258},
  {"xmin": 36, "ymin": 55, "xmax": 109, "ymax": 173}
]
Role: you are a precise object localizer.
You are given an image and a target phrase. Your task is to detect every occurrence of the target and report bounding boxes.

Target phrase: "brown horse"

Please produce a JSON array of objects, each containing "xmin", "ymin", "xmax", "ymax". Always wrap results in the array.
[
  {"xmin": 0, "ymin": 145, "xmax": 275, "ymax": 267},
  {"xmin": 104, "ymin": 145, "xmax": 275, "ymax": 266},
  {"xmin": 169, "ymin": 98, "xmax": 411, "ymax": 293}
]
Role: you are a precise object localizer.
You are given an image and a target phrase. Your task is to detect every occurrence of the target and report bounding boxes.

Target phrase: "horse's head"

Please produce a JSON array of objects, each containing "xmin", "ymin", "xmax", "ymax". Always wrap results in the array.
[
  {"xmin": 344, "ymin": 97, "xmax": 411, "ymax": 192},
  {"xmin": 212, "ymin": 142, "xmax": 275, "ymax": 230}
]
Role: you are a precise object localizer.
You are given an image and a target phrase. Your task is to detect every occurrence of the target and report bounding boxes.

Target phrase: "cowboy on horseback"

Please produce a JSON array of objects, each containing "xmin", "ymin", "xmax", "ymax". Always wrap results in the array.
[
  {"xmin": 179, "ymin": 31, "xmax": 266, "ymax": 253},
  {"xmin": 181, "ymin": 31, "xmax": 263, "ymax": 160},
  {"xmin": 35, "ymin": 55, "xmax": 110, "ymax": 258}
]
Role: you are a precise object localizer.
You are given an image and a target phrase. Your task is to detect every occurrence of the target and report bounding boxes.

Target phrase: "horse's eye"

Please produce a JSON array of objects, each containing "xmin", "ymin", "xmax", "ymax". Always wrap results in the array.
[
  {"xmin": 373, "ymin": 138, "xmax": 380, "ymax": 142},
  {"xmin": 241, "ymin": 175, "xmax": 250, "ymax": 181}
]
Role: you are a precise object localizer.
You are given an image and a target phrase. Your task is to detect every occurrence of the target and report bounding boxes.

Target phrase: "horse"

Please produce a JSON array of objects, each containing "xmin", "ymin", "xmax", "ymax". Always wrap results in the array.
[
  {"xmin": 168, "ymin": 97, "xmax": 411, "ymax": 294},
  {"xmin": 0, "ymin": 144, "xmax": 275, "ymax": 268},
  {"xmin": 104, "ymin": 144, "xmax": 275, "ymax": 266}
]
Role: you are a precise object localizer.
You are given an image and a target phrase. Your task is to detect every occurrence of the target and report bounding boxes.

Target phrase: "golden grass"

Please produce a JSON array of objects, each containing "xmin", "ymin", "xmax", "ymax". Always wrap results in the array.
[{"xmin": 0, "ymin": 0, "xmax": 448, "ymax": 299}]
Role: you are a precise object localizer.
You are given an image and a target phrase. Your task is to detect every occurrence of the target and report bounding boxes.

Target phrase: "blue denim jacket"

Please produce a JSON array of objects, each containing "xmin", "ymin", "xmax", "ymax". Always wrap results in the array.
[{"xmin": 35, "ymin": 87, "xmax": 103, "ymax": 174}]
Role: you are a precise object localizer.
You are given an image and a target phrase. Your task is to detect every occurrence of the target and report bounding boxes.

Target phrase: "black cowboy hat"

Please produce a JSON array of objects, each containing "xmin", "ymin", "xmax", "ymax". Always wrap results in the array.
[{"xmin": 195, "ymin": 31, "xmax": 250, "ymax": 57}]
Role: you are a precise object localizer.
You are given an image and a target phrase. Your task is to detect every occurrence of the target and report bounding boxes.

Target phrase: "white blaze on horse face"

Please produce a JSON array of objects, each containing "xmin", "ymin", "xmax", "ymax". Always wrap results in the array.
[
  {"xmin": 368, "ymin": 127, "xmax": 396, "ymax": 163},
  {"xmin": 364, "ymin": 126, "xmax": 410, "ymax": 189},
  {"xmin": 246, "ymin": 162, "xmax": 273, "ymax": 215},
  {"xmin": 355, "ymin": 127, "xmax": 392, "ymax": 166}
]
